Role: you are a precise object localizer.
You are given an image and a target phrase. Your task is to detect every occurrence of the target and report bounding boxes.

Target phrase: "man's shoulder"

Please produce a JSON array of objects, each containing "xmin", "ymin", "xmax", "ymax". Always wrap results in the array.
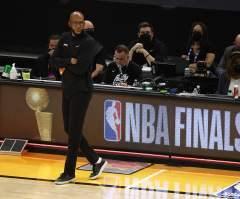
[
  {"xmin": 61, "ymin": 32, "xmax": 71, "ymax": 38},
  {"xmin": 107, "ymin": 62, "xmax": 116, "ymax": 68},
  {"xmin": 37, "ymin": 52, "xmax": 49, "ymax": 61},
  {"xmin": 95, "ymin": 40, "xmax": 103, "ymax": 47},
  {"xmin": 225, "ymin": 45, "xmax": 235, "ymax": 52},
  {"xmin": 152, "ymin": 38, "xmax": 164, "ymax": 45},
  {"xmin": 95, "ymin": 40, "xmax": 104, "ymax": 50}
]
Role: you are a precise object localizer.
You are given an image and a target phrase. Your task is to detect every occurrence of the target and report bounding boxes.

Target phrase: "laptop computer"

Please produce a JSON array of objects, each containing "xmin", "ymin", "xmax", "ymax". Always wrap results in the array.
[
  {"xmin": 151, "ymin": 61, "xmax": 176, "ymax": 77},
  {"xmin": 167, "ymin": 56, "xmax": 190, "ymax": 76}
]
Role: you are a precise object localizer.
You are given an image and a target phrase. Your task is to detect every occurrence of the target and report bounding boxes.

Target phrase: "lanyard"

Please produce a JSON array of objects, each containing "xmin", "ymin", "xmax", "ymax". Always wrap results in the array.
[{"xmin": 186, "ymin": 45, "xmax": 200, "ymax": 63}]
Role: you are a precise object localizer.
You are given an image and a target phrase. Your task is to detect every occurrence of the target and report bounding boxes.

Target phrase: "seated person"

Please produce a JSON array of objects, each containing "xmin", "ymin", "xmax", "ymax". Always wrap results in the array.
[
  {"xmin": 215, "ymin": 34, "xmax": 240, "ymax": 77},
  {"xmin": 102, "ymin": 45, "xmax": 143, "ymax": 86},
  {"xmin": 84, "ymin": 20, "xmax": 107, "ymax": 83},
  {"xmin": 128, "ymin": 22, "xmax": 165, "ymax": 66},
  {"xmin": 181, "ymin": 22, "xmax": 216, "ymax": 74},
  {"xmin": 217, "ymin": 51, "xmax": 240, "ymax": 95},
  {"xmin": 31, "ymin": 34, "xmax": 62, "ymax": 80}
]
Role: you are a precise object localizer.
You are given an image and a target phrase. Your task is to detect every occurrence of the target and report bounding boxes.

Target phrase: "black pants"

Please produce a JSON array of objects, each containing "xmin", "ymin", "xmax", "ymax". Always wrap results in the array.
[{"xmin": 62, "ymin": 90, "xmax": 99, "ymax": 175}]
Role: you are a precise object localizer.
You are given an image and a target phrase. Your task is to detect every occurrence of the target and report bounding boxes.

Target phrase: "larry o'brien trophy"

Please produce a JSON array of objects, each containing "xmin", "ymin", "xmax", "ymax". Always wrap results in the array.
[{"xmin": 26, "ymin": 88, "xmax": 53, "ymax": 141}]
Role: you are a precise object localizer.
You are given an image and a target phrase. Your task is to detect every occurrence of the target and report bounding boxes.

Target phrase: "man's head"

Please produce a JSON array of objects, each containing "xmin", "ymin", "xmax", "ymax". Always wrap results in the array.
[
  {"xmin": 68, "ymin": 11, "xmax": 85, "ymax": 36},
  {"xmin": 115, "ymin": 45, "xmax": 129, "ymax": 67},
  {"xmin": 234, "ymin": 34, "xmax": 240, "ymax": 50},
  {"xmin": 48, "ymin": 34, "xmax": 60, "ymax": 50},
  {"xmin": 137, "ymin": 22, "xmax": 154, "ymax": 38},
  {"xmin": 137, "ymin": 22, "xmax": 154, "ymax": 46},
  {"xmin": 84, "ymin": 20, "xmax": 95, "ymax": 37}
]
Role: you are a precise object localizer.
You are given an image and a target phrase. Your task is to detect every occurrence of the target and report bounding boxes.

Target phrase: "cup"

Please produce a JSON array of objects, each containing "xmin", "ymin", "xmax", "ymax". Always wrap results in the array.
[
  {"xmin": 22, "ymin": 69, "xmax": 30, "ymax": 79},
  {"xmin": 2, "ymin": 65, "xmax": 12, "ymax": 78}
]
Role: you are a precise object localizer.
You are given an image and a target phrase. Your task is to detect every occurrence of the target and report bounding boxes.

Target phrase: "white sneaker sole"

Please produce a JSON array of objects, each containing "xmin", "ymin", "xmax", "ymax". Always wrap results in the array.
[
  {"xmin": 55, "ymin": 177, "xmax": 76, "ymax": 185},
  {"xmin": 89, "ymin": 161, "xmax": 108, "ymax": 180}
]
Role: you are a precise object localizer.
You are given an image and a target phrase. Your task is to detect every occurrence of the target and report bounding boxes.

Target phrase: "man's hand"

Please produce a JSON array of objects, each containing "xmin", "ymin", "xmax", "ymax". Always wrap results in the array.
[
  {"xmin": 131, "ymin": 43, "xmax": 143, "ymax": 52},
  {"xmin": 136, "ymin": 48, "xmax": 147, "ymax": 55},
  {"xmin": 189, "ymin": 63, "xmax": 197, "ymax": 73},
  {"xmin": 48, "ymin": 49, "xmax": 55, "ymax": 57},
  {"xmin": 71, "ymin": 58, "xmax": 78, "ymax": 64}
]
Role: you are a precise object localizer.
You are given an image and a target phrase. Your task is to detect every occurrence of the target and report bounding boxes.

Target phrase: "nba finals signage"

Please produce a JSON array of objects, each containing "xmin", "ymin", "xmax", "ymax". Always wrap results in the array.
[
  {"xmin": 1, "ymin": 82, "xmax": 240, "ymax": 162},
  {"xmin": 103, "ymin": 99, "xmax": 240, "ymax": 160}
]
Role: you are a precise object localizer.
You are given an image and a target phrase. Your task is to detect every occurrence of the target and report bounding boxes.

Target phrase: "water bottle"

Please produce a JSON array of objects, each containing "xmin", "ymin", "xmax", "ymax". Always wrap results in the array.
[
  {"xmin": 133, "ymin": 79, "xmax": 138, "ymax": 87},
  {"xmin": 184, "ymin": 68, "xmax": 190, "ymax": 76},
  {"xmin": 234, "ymin": 84, "xmax": 239, "ymax": 99},
  {"xmin": 192, "ymin": 88, "xmax": 198, "ymax": 96},
  {"xmin": 196, "ymin": 85, "xmax": 200, "ymax": 94},
  {"xmin": 10, "ymin": 63, "xmax": 18, "ymax": 79},
  {"xmin": 196, "ymin": 85, "xmax": 201, "ymax": 94}
]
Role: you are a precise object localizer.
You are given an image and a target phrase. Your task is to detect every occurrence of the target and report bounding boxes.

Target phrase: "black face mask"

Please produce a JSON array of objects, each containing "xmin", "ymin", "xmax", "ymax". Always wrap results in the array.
[
  {"xmin": 234, "ymin": 65, "xmax": 240, "ymax": 73},
  {"xmin": 192, "ymin": 31, "xmax": 202, "ymax": 42},
  {"xmin": 140, "ymin": 33, "xmax": 151, "ymax": 46},
  {"xmin": 85, "ymin": 30, "xmax": 95, "ymax": 38}
]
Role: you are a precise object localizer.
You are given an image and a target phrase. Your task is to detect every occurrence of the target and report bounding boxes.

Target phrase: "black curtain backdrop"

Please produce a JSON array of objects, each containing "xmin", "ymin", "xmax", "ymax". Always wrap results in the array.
[{"xmin": 0, "ymin": 0, "xmax": 239, "ymax": 64}]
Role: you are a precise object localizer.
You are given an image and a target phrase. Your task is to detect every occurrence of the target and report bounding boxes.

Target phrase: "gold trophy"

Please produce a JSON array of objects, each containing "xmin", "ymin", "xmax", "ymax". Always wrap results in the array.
[{"xmin": 26, "ymin": 88, "xmax": 53, "ymax": 141}]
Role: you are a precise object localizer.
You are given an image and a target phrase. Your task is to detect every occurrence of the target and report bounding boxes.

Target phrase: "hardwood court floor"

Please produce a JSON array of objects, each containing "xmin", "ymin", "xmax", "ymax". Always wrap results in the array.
[{"xmin": 0, "ymin": 152, "xmax": 240, "ymax": 199}]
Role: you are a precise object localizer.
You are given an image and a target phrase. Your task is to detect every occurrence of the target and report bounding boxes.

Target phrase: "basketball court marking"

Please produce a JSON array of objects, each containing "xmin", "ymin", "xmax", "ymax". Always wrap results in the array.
[{"xmin": 125, "ymin": 169, "xmax": 166, "ymax": 189}]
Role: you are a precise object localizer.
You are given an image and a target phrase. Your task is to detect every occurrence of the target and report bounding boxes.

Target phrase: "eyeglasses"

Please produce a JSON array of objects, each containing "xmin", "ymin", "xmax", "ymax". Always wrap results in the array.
[{"xmin": 71, "ymin": 21, "xmax": 84, "ymax": 26}]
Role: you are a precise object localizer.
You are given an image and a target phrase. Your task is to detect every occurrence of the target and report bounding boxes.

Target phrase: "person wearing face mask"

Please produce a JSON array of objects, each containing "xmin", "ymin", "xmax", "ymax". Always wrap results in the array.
[
  {"xmin": 102, "ymin": 45, "xmax": 143, "ymax": 86},
  {"xmin": 217, "ymin": 51, "xmax": 240, "ymax": 95},
  {"xmin": 181, "ymin": 22, "xmax": 216, "ymax": 74},
  {"xmin": 84, "ymin": 20, "xmax": 107, "ymax": 83},
  {"xmin": 215, "ymin": 34, "xmax": 240, "ymax": 77},
  {"xmin": 128, "ymin": 22, "xmax": 166, "ymax": 66},
  {"xmin": 30, "ymin": 34, "xmax": 62, "ymax": 80}
]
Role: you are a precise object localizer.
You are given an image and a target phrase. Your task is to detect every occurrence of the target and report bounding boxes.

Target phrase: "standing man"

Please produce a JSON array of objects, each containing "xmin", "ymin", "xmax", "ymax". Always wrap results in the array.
[
  {"xmin": 216, "ymin": 34, "xmax": 240, "ymax": 77},
  {"xmin": 102, "ymin": 45, "xmax": 143, "ymax": 86},
  {"xmin": 84, "ymin": 20, "xmax": 107, "ymax": 83},
  {"xmin": 128, "ymin": 22, "xmax": 166, "ymax": 66},
  {"xmin": 51, "ymin": 11, "xmax": 107, "ymax": 185},
  {"xmin": 30, "ymin": 34, "xmax": 61, "ymax": 80}
]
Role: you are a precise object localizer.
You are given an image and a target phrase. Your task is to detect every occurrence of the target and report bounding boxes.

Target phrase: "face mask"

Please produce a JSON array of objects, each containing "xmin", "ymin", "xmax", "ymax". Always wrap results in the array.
[
  {"xmin": 234, "ymin": 65, "xmax": 240, "ymax": 73},
  {"xmin": 85, "ymin": 30, "xmax": 95, "ymax": 38},
  {"xmin": 192, "ymin": 31, "xmax": 202, "ymax": 42},
  {"xmin": 140, "ymin": 33, "xmax": 151, "ymax": 46}
]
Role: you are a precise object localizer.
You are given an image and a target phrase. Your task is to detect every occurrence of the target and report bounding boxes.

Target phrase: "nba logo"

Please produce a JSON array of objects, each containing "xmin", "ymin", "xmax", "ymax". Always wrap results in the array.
[{"xmin": 104, "ymin": 100, "xmax": 121, "ymax": 141}]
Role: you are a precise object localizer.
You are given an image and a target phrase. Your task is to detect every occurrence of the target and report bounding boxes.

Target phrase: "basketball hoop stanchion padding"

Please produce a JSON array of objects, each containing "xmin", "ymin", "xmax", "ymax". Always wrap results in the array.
[{"xmin": 0, "ymin": 138, "xmax": 28, "ymax": 156}]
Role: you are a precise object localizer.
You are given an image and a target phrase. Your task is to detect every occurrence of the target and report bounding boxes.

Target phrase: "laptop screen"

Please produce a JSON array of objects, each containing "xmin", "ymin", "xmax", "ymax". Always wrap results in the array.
[
  {"xmin": 167, "ymin": 56, "xmax": 190, "ymax": 76},
  {"xmin": 152, "ymin": 61, "xmax": 176, "ymax": 77}
]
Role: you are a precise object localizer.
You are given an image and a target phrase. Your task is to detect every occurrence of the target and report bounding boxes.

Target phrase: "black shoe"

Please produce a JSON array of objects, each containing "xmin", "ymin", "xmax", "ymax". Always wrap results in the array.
[
  {"xmin": 89, "ymin": 159, "xmax": 108, "ymax": 180},
  {"xmin": 55, "ymin": 173, "xmax": 75, "ymax": 185}
]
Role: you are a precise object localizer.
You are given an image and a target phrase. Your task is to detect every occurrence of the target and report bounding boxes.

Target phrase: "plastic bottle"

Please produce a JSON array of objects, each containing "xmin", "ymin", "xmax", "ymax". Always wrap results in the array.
[
  {"xmin": 192, "ymin": 88, "xmax": 198, "ymax": 96},
  {"xmin": 196, "ymin": 85, "xmax": 201, "ymax": 94},
  {"xmin": 133, "ymin": 79, "xmax": 138, "ymax": 87},
  {"xmin": 234, "ymin": 85, "xmax": 239, "ymax": 99},
  {"xmin": 185, "ymin": 68, "xmax": 190, "ymax": 76},
  {"xmin": 10, "ymin": 63, "xmax": 17, "ymax": 79}
]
